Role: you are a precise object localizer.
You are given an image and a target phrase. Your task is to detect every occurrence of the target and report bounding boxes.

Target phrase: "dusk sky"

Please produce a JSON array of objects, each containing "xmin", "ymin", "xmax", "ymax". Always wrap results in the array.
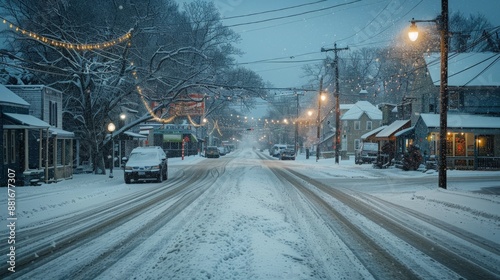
[{"xmin": 181, "ymin": 0, "xmax": 500, "ymax": 90}]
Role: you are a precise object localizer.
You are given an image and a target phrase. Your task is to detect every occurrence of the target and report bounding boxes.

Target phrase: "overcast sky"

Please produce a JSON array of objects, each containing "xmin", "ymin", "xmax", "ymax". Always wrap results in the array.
[{"xmin": 186, "ymin": 0, "xmax": 500, "ymax": 91}]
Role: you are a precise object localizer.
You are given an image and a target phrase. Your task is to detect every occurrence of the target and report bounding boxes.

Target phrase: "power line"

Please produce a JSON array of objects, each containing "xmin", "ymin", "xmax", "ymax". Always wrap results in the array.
[
  {"xmin": 335, "ymin": 0, "xmax": 396, "ymax": 43},
  {"xmin": 221, "ymin": 0, "xmax": 328, "ymax": 20},
  {"xmin": 225, "ymin": 0, "xmax": 362, "ymax": 28}
]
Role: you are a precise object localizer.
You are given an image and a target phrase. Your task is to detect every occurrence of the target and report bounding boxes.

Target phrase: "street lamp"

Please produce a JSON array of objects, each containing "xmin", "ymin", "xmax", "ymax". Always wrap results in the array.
[
  {"xmin": 408, "ymin": 0, "xmax": 448, "ymax": 189},
  {"xmin": 408, "ymin": 20, "xmax": 419, "ymax": 42},
  {"xmin": 107, "ymin": 122, "xmax": 116, "ymax": 178}
]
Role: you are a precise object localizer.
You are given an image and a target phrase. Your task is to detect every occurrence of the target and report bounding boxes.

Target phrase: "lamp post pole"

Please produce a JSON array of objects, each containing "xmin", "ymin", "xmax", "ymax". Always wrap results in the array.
[
  {"xmin": 108, "ymin": 122, "xmax": 116, "ymax": 178},
  {"xmin": 119, "ymin": 113, "xmax": 126, "ymax": 168},
  {"xmin": 408, "ymin": 0, "xmax": 448, "ymax": 189}
]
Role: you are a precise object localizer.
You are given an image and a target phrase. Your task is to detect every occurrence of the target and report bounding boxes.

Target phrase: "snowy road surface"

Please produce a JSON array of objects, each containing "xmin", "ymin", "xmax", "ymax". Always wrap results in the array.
[{"xmin": 1, "ymin": 148, "xmax": 499, "ymax": 279}]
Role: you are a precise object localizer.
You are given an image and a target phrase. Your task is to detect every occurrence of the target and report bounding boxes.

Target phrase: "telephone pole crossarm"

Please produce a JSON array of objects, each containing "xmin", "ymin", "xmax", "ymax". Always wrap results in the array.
[{"xmin": 321, "ymin": 43, "xmax": 348, "ymax": 164}]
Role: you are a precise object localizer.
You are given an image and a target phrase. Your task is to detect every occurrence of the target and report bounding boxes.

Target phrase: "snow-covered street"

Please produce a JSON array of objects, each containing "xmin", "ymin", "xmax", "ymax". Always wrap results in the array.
[{"xmin": 2, "ymin": 148, "xmax": 499, "ymax": 279}]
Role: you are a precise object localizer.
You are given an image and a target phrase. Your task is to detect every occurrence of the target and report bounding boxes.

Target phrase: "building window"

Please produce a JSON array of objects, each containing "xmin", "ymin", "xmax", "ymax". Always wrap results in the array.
[
  {"xmin": 3, "ymin": 131, "xmax": 7, "ymax": 164},
  {"xmin": 10, "ymin": 131, "xmax": 15, "ymax": 163},
  {"xmin": 49, "ymin": 101, "xmax": 58, "ymax": 126},
  {"xmin": 478, "ymin": 135, "xmax": 494, "ymax": 156},
  {"xmin": 366, "ymin": 121, "xmax": 372, "ymax": 130},
  {"xmin": 449, "ymin": 91, "xmax": 463, "ymax": 110},
  {"xmin": 354, "ymin": 121, "xmax": 360, "ymax": 130},
  {"xmin": 354, "ymin": 139, "xmax": 360, "ymax": 150}
]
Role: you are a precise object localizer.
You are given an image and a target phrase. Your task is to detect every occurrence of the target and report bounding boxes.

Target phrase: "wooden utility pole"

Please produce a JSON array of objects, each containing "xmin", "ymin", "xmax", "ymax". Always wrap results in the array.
[{"xmin": 321, "ymin": 43, "xmax": 348, "ymax": 164}]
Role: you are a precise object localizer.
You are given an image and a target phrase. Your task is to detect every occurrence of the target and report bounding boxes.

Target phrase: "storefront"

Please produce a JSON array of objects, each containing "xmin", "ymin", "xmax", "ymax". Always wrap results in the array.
[{"xmin": 414, "ymin": 114, "xmax": 500, "ymax": 170}]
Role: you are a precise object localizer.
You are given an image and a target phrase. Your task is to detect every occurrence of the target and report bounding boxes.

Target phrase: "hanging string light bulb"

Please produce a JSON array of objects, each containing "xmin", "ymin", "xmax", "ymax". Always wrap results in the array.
[{"xmin": 1, "ymin": 17, "xmax": 132, "ymax": 50}]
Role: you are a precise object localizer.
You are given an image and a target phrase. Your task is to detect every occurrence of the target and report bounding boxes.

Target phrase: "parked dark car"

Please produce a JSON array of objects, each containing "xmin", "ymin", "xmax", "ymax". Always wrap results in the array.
[
  {"xmin": 280, "ymin": 146, "xmax": 296, "ymax": 160},
  {"xmin": 355, "ymin": 142, "xmax": 378, "ymax": 164},
  {"xmin": 206, "ymin": 146, "xmax": 220, "ymax": 158},
  {"xmin": 124, "ymin": 146, "xmax": 168, "ymax": 183}
]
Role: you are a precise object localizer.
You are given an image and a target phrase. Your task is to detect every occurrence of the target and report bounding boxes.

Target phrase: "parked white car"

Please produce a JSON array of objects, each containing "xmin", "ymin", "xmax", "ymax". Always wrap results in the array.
[
  {"xmin": 123, "ymin": 146, "xmax": 168, "ymax": 183},
  {"xmin": 270, "ymin": 144, "xmax": 287, "ymax": 157}
]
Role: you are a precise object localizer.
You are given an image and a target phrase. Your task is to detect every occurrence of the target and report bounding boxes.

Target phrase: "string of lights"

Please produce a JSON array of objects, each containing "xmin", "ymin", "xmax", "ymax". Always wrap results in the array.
[{"xmin": 1, "ymin": 17, "xmax": 132, "ymax": 50}]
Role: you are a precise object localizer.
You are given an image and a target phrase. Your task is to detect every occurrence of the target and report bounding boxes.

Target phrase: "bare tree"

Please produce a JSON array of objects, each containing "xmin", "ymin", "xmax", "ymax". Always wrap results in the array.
[{"xmin": 0, "ymin": 0, "xmax": 268, "ymax": 173}]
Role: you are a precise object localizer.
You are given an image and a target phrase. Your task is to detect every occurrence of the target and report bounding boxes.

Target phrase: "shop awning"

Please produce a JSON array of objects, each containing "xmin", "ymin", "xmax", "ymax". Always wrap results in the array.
[
  {"xmin": 3, "ymin": 112, "xmax": 50, "ymax": 129},
  {"xmin": 161, "ymin": 133, "xmax": 198, "ymax": 143},
  {"xmin": 163, "ymin": 134, "xmax": 182, "ymax": 142}
]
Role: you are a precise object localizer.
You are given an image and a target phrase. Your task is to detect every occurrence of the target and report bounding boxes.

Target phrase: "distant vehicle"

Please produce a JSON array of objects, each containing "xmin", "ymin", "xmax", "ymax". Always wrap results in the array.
[
  {"xmin": 226, "ymin": 144, "xmax": 235, "ymax": 151},
  {"xmin": 217, "ymin": 146, "xmax": 227, "ymax": 156},
  {"xmin": 206, "ymin": 146, "xmax": 220, "ymax": 158},
  {"xmin": 270, "ymin": 144, "xmax": 287, "ymax": 157},
  {"xmin": 280, "ymin": 146, "xmax": 296, "ymax": 160},
  {"xmin": 222, "ymin": 141, "xmax": 235, "ymax": 152},
  {"xmin": 355, "ymin": 142, "xmax": 379, "ymax": 164},
  {"xmin": 123, "ymin": 146, "xmax": 168, "ymax": 184}
]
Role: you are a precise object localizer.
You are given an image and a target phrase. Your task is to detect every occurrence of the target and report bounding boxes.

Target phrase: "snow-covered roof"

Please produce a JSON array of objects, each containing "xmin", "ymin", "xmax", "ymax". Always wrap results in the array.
[
  {"xmin": 49, "ymin": 127, "xmax": 75, "ymax": 138},
  {"xmin": 376, "ymin": 120, "xmax": 410, "ymax": 138},
  {"xmin": 0, "ymin": 84, "xmax": 30, "ymax": 107},
  {"xmin": 341, "ymin": 101, "xmax": 382, "ymax": 121},
  {"xmin": 3, "ymin": 112, "xmax": 50, "ymax": 128},
  {"xmin": 424, "ymin": 52, "xmax": 500, "ymax": 87},
  {"xmin": 420, "ymin": 113, "xmax": 500, "ymax": 129},
  {"xmin": 6, "ymin": 84, "xmax": 61, "ymax": 93},
  {"xmin": 361, "ymin": 125, "xmax": 387, "ymax": 140}
]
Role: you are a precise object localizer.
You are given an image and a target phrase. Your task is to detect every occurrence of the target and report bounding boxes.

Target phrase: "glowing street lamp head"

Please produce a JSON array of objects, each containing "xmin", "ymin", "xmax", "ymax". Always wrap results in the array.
[
  {"xmin": 107, "ymin": 122, "xmax": 116, "ymax": 133},
  {"xmin": 408, "ymin": 21, "xmax": 419, "ymax": 42},
  {"xmin": 320, "ymin": 94, "xmax": 326, "ymax": 101}
]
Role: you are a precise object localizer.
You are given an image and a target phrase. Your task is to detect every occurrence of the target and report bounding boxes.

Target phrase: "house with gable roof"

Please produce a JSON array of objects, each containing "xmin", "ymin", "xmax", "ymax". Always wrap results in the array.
[
  {"xmin": 339, "ymin": 100, "xmax": 383, "ymax": 155},
  {"xmin": 399, "ymin": 52, "xmax": 500, "ymax": 169},
  {"xmin": 1, "ymin": 85, "xmax": 74, "ymax": 186}
]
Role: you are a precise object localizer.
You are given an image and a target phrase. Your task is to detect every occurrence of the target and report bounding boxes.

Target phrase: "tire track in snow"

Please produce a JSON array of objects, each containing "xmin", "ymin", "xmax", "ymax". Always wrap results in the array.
[
  {"xmin": 285, "ymin": 167, "xmax": 500, "ymax": 279},
  {"xmin": 0, "ymin": 161, "xmax": 228, "ymax": 279}
]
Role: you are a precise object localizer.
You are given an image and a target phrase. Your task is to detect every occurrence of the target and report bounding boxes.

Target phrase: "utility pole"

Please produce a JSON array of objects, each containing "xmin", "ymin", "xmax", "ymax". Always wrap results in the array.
[
  {"xmin": 321, "ymin": 43, "xmax": 348, "ymax": 164},
  {"xmin": 294, "ymin": 91, "xmax": 300, "ymax": 157},
  {"xmin": 438, "ymin": 0, "xmax": 449, "ymax": 189},
  {"xmin": 316, "ymin": 76, "xmax": 323, "ymax": 162}
]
